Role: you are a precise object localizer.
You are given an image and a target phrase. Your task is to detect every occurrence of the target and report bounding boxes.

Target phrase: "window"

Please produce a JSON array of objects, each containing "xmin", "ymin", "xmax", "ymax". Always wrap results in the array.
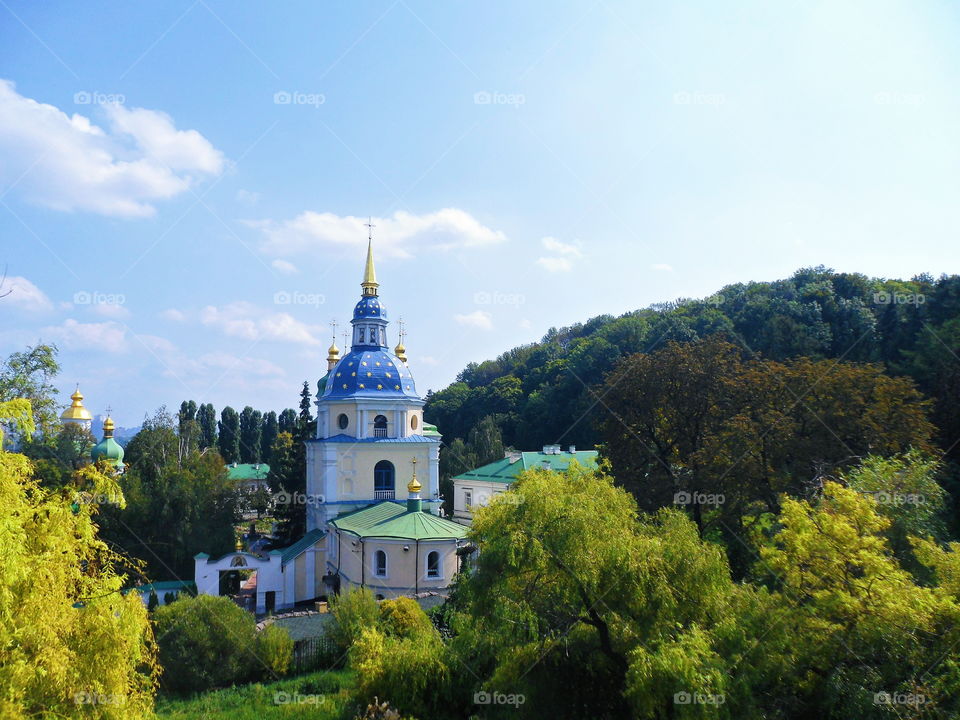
[
  {"xmin": 374, "ymin": 550, "xmax": 387, "ymax": 577},
  {"xmin": 357, "ymin": 328, "xmax": 365, "ymax": 343},
  {"xmin": 337, "ymin": 413, "xmax": 349, "ymax": 430},
  {"xmin": 426, "ymin": 551, "xmax": 440, "ymax": 579},
  {"xmin": 373, "ymin": 414, "xmax": 388, "ymax": 437},
  {"xmin": 374, "ymin": 460, "xmax": 395, "ymax": 499},
  {"xmin": 410, "ymin": 415, "xmax": 418, "ymax": 431},
  {"xmin": 463, "ymin": 489, "xmax": 473, "ymax": 509}
]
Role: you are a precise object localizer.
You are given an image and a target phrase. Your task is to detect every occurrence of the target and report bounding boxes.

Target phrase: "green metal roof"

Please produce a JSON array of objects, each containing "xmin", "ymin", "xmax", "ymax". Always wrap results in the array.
[
  {"xmin": 226, "ymin": 463, "xmax": 270, "ymax": 481},
  {"xmin": 452, "ymin": 449, "xmax": 599, "ymax": 485},
  {"xmin": 330, "ymin": 501, "xmax": 468, "ymax": 540},
  {"xmin": 135, "ymin": 580, "xmax": 195, "ymax": 593},
  {"xmin": 422, "ymin": 422, "xmax": 441, "ymax": 437},
  {"xmin": 280, "ymin": 528, "xmax": 326, "ymax": 565}
]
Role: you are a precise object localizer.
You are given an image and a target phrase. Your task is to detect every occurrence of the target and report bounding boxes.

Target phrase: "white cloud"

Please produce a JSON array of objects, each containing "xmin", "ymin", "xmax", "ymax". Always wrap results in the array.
[
  {"xmin": 454, "ymin": 310, "xmax": 493, "ymax": 330},
  {"xmin": 90, "ymin": 302, "xmax": 131, "ymax": 319},
  {"xmin": 160, "ymin": 308, "xmax": 186, "ymax": 322},
  {"xmin": 251, "ymin": 208, "xmax": 507, "ymax": 259},
  {"xmin": 135, "ymin": 334, "xmax": 177, "ymax": 354},
  {"xmin": 541, "ymin": 236, "xmax": 583, "ymax": 257},
  {"xmin": 199, "ymin": 301, "xmax": 322, "ymax": 346},
  {"xmin": 41, "ymin": 319, "xmax": 127, "ymax": 352},
  {"xmin": 537, "ymin": 236, "xmax": 582, "ymax": 272},
  {"xmin": 0, "ymin": 79, "xmax": 223, "ymax": 217},
  {"xmin": 236, "ymin": 189, "xmax": 260, "ymax": 205},
  {"xmin": 651, "ymin": 263, "xmax": 674, "ymax": 272},
  {"xmin": 271, "ymin": 259, "xmax": 298, "ymax": 275},
  {"xmin": 536, "ymin": 256, "xmax": 574, "ymax": 272},
  {"xmin": 2, "ymin": 276, "xmax": 52, "ymax": 311}
]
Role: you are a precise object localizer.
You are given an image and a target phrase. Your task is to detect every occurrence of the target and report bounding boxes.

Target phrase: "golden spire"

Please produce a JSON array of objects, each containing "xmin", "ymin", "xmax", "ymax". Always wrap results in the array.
[
  {"xmin": 102, "ymin": 406, "xmax": 115, "ymax": 438},
  {"xmin": 394, "ymin": 317, "xmax": 407, "ymax": 363},
  {"xmin": 361, "ymin": 219, "xmax": 378, "ymax": 297},
  {"xmin": 327, "ymin": 320, "xmax": 340, "ymax": 370},
  {"xmin": 407, "ymin": 457, "xmax": 422, "ymax": 494},
  {"xmin": 61, "ymin": 384, "xmax": 93, "ymax": 421}
]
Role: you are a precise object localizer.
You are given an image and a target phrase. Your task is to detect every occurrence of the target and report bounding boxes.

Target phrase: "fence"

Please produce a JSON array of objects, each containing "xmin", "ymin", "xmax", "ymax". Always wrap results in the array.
[{"xmin": 291, "ymin": 634, "xmax": 341, "ymax": 673}]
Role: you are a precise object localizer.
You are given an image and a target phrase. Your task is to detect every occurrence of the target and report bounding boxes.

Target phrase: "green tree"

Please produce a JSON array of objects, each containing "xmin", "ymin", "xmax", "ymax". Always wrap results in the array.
[
  {"xmin": 196, "ymin": 402, "xmax": 217, "ymax": 450},
  {"xmin": 218, "ymin": 406, "xmax": 240, "ymax": 464},
  {"xmin": 239, "ymin": 406, "xmax": 262, "ymax": 463},
  {"xmin": 297, "ymin": 381, "xmax": 314, "ymax": 441},
  {"xmin": 278, "ymin": 407, "xmax": 297, "ymax": 435},
  {"xmin": 261, "ymin": 410, "xmax": 278, "ymax": 464},
  {"xmin": 0, "ymin": 404, "xmax": 159, "ymax": 717},
  {"xmin": 177, "ymin": 400, "xmax": 199, "ymax": 458},
  {"xmin": 0, "ymin": 343, "xmax": 60, "ymax": 442},
  {"xmin": 268, "ymin": 431, "xmax": 305, "ymax": 543}
]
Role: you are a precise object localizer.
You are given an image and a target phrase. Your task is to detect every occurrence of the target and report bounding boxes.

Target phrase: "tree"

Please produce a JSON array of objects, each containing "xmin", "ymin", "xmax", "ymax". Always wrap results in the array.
[
  {"xmin": 466, "ymin": 415, "xmax": 504, "ymax": 466},
  {"xmin": 0, "ymin": 404, "xmax": 158, "ymax": 717},
  {"xmin": 177, "ymin": 400, "xmax": 199, "ymax": 459},
  {"xmin": 239, "ymin": 406, "xmax": 262, "ymax": 463},
  {"xmin": 268, "ymin": 431, "xmax": 305, "ymax": 543},
  {"xmin": 297, "ymin": 381, "xmax": 314, "ymax": 441},
  {"xmin": 278, "ymin": 407, "xmax": 297, "ymax": 435},
  {"xmin": 218, "ymin": 406, "xmax": 240, "ymax": 464},
  {"xmin": 197, "ymin": 402, "xmax": 217, "ymax": 450},
  {"xmin": 0, "ymin": 343, "xmax": 60, "ymax": 441},
  {"xmin": 261, "ymin": 410, "xmax": 278, "ymax": 464}
]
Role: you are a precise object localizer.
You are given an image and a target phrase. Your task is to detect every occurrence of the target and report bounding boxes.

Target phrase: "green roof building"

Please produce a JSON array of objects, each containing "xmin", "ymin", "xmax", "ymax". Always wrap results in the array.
[
  {"xmin": 91, "ymin": 415, "xmax": 124, "ymax": 471},
  {"xmin": 452, "ymin": 445, "xmax": 598, "ymax": 522}
]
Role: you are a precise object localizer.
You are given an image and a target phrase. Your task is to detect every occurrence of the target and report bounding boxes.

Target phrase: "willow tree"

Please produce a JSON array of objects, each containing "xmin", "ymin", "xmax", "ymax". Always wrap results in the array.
[{"xmin": 0, "ymin": 402, "xmax": 158, "ymax": 718}]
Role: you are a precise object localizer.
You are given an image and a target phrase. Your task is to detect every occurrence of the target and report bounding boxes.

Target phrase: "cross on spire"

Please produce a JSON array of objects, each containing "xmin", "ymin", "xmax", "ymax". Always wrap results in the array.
[
  {"xmin": 330, "ymin": 319, "xmax": 338, "ymax": 339},
  {"xmin": 364, "ymin": 216, "xmax": 376, "ymax": 241},
  {"xmin": 105, "ymin": 405, "xmax": 112, "ymax": 416}
]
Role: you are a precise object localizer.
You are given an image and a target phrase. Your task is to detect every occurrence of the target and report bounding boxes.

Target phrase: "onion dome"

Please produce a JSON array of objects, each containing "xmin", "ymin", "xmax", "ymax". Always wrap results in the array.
[
  {"xmin": 325, "ymin": 349, "xmax": 418, "ymax": 399},
  {"xmin": 353, "ymin": 295, "xmax": 386, "ymax": 320},
  {"xmin": 91, "ymin": 415, "xmax": 124, "ymax": 469},
  {"xmin": 327, "ymin": 339, "xmax": 340, "ymax": 371},
  {"xmin": 61, "ymin": 386, "xmax": 92, "ymax": 423},
  {"xmin": 394, "ymin": 340, "xmax": 407, "ymax": 363},
  {"xmin": 407, "ymin": 460, "xmax": 423, "ymax": 512}
]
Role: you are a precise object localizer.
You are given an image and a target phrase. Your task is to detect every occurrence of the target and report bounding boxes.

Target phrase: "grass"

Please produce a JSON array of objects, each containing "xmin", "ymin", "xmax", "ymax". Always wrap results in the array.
[{"xmin": 154, "ymin": 669, "xmax": 357, "ymax": 720}]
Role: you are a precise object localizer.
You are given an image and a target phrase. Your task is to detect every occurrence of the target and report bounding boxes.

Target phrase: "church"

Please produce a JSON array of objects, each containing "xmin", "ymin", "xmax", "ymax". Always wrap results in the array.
[{"xmin": 195, "ymin": 238, "xmax": 469, "ymax": 612}]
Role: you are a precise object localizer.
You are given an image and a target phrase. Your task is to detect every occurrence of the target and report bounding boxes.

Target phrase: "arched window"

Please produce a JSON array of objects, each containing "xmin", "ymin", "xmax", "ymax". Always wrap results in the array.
[
  {"xmin": 374, "ymin": 460, "xmax": 395, "ymax": 499},
  {"xmin": 337, "ymin": 413, "xmax": 349, "ymax": 430},
  {"xmin": 373, "ymin": 414, "xmax": 388, "ymax": 437},
  {"xmin": 426, "ymin": 551, "xmax": 441, "ymax": 579},
  {"xmin": 374, "ymin": 549, "xmax": 387, "ymax": 577}
]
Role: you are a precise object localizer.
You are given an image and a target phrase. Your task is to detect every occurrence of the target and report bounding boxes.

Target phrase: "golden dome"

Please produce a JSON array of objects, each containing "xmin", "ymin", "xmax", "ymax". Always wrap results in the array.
[
  {"xmin": 327, "ymin": 340, "xmax": 340, "ymax": 360},
  {"xmin": 102, "ymin": 415, "xmax": 115, "ymax": 437},
  {"xmin": 407, "ymin": 472, "xmax": 422, "ymax": 494},
  {"xmin": 394, "ymin": 342, "xmax": 407, "ymax": 363},
  {"xmin": 61, "ymin": 386, "xmax": 92, "ymax": 421}
]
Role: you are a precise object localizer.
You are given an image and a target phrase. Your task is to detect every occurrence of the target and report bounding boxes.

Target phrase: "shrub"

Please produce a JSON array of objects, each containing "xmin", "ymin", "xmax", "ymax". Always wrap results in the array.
[
  {"xmin": 153, "ymin": 594, "xmax": 257, "ymax": 693},
  {"xmin": 350, "ymin": 626, "xmax": 450, "ymax": 718},
  {"xmin": 329, "ymin": 587, "xmax": 379, "ymax": 652},
  {"xmin": 379, "ymin": 597, "xmax": 434, "ymax": 640},
  {"xmin": 255, "ymin": 624, "xmax": 293, "ymax": 677}
]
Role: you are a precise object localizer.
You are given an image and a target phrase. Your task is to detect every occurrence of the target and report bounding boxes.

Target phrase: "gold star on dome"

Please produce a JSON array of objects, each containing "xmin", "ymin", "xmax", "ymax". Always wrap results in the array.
[
  {"xmin": 394, "ymin": 384, "xmax": 400, "ymax": 390},
  {"xmin": 342, "ymin": 384, "xmax": 348, "ymax": 389},
  {"xmin": 336, "ymin": 372, "xmax": 341, "ymax": 377},
  {"xmin": 375, "ymin": 361, "xmax": 381, "ymax": 366},
  {"xmin": 367, "ymin": 371, "xmax": 372, "ymax": 377},
  {"xmin": 377, "ymin": 384, "xmax": 383, "ymax": 390},
  {"xmin": 351, "ymin": 372, "xmax": 356, "ymax": 376},
  {"xmin": 359, "ymin": 383, "xmax": 365, "ymax": 389},
  {"xmin": 385, "ymin": 372, "xmax": 392, "ymax": 378},
  {"xmin": 362, "ymin": 361, "xmax": 368, "ymax": 366}
]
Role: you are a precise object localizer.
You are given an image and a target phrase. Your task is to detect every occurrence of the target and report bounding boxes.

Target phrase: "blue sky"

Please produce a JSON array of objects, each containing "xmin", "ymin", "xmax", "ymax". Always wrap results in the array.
[{"xmin": 2, "ymin": 0, "xmax": 959, "ymax": 427}]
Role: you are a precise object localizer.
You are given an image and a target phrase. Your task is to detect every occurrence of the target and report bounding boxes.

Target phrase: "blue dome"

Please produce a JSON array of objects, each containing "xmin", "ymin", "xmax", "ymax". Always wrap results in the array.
[
  {"xmin": 354, "ymin": 296, "xmax": 387, "ymax": 320},
  {"xmin": 324, "ymin": 349, "xmax": 418, "ymax": 399}
]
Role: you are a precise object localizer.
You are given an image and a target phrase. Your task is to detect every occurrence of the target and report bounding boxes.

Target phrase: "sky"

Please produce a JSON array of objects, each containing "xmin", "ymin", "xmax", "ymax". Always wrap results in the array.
[{"xmin": 2, "ymin": 0, "xmax": 960, "ymax": 427}]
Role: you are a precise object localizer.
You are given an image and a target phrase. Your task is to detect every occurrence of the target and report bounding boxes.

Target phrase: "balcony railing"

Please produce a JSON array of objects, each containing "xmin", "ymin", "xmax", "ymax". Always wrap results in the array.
[
  {"xmin": 373, "ymin": 427, "xmax": 388, "ymax": 437},
  {"xmin": 374, "ymin": 489, "xmax": 395, "ymax": 500}
]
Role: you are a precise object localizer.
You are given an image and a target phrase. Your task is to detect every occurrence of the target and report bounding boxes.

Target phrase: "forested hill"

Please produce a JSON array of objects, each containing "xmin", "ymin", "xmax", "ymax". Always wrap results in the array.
[{"xmin": 424, "ymin": 266, "xmax": 960, "ymax": 454}]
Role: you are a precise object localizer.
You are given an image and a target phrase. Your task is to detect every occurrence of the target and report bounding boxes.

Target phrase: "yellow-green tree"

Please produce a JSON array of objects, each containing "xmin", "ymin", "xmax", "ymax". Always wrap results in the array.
[{"xmin": 0, "ymin": 403, "xmax": 158, "ymax": 718}]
